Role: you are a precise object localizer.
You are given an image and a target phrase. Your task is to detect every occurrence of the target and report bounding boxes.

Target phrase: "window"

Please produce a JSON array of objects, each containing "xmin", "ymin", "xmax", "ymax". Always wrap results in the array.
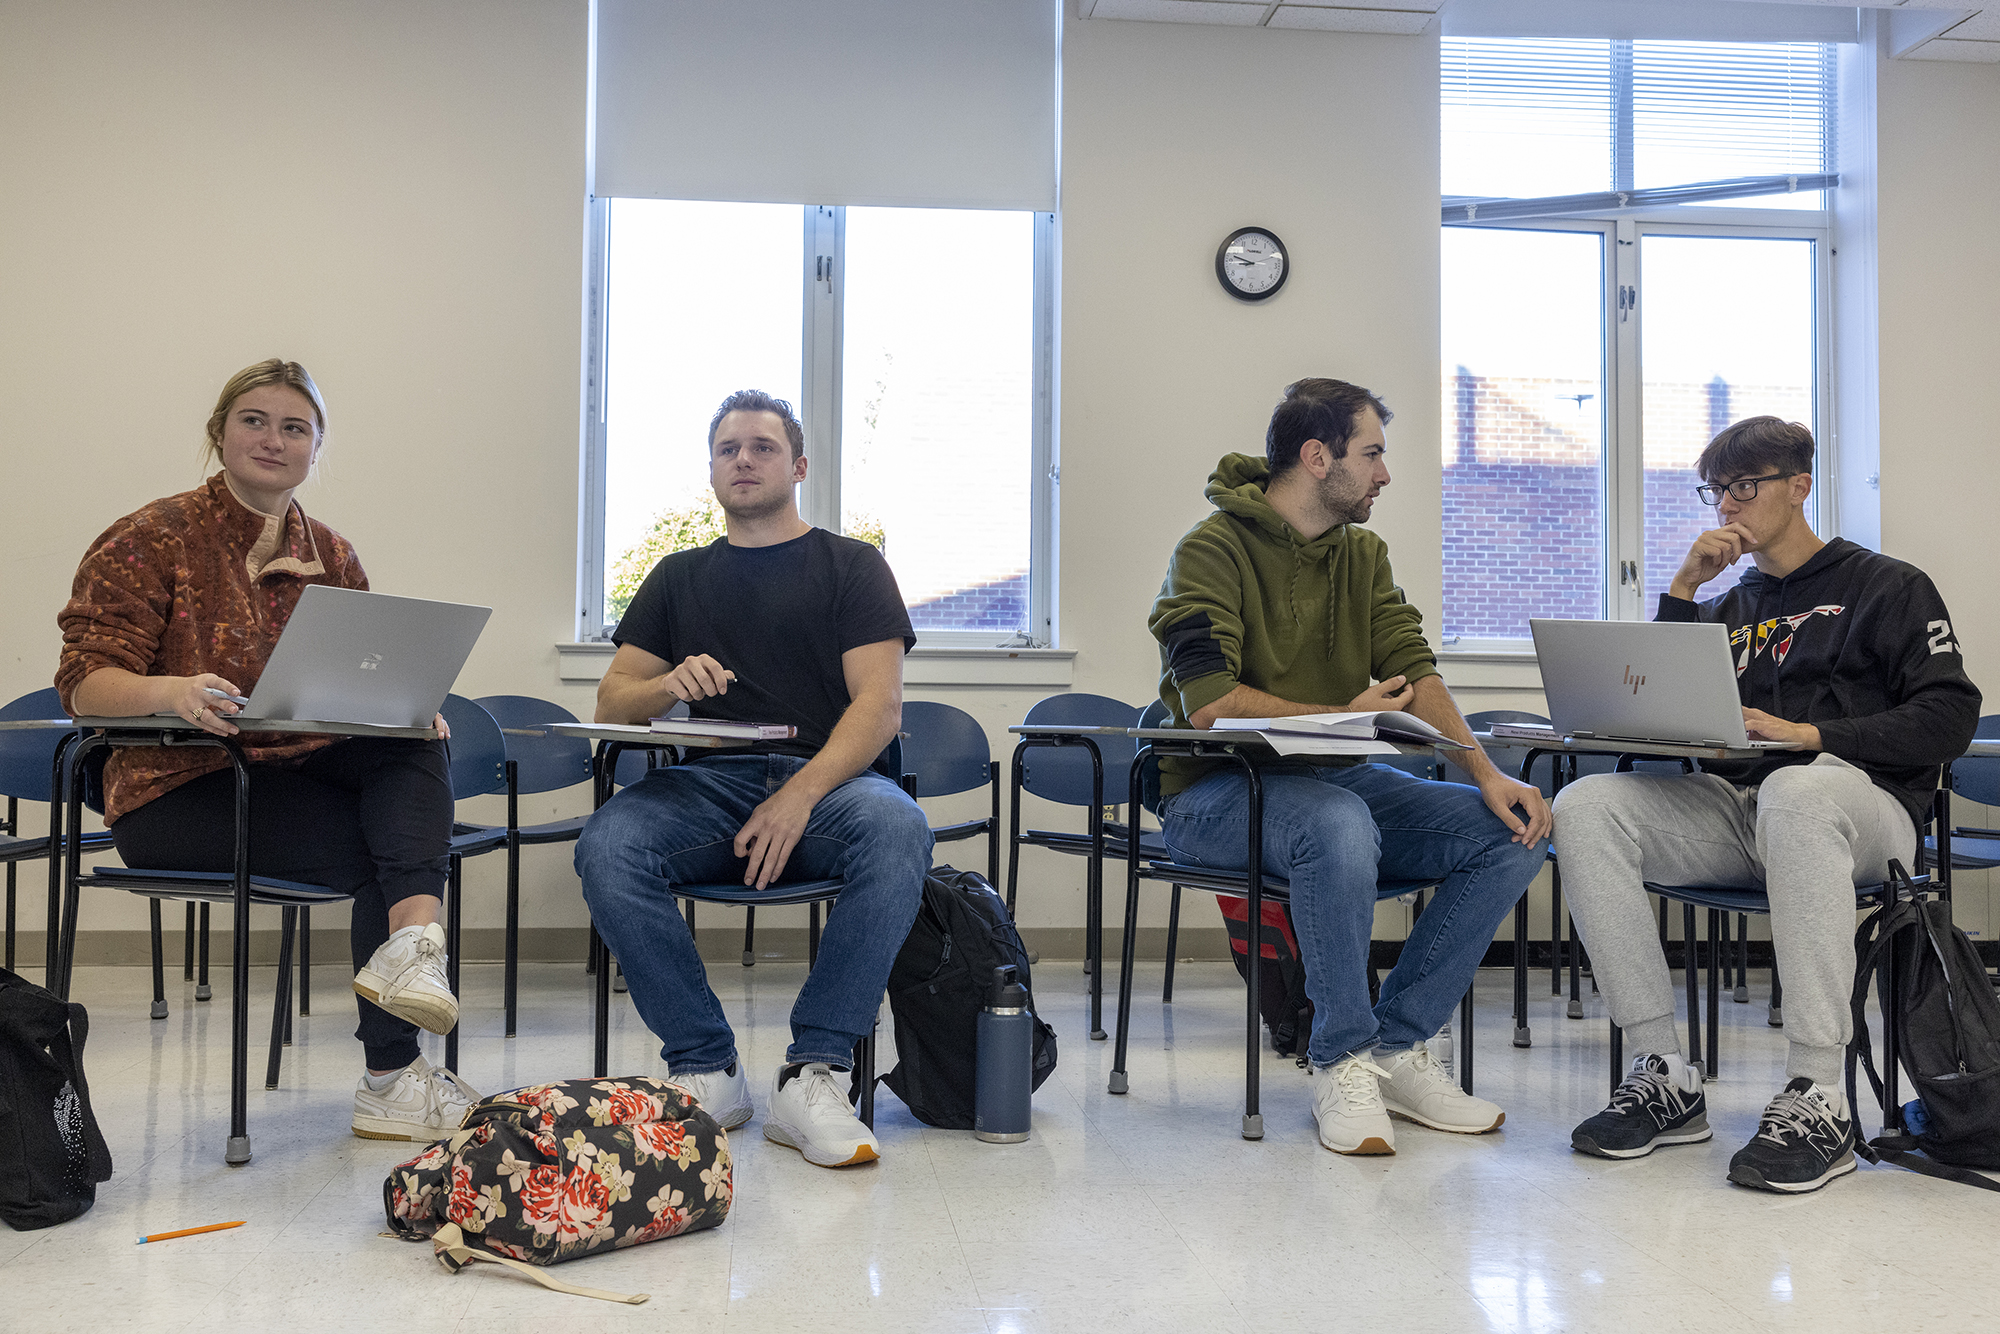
[
  {"xmin": 581, "ymin": 200, "xmax": 1055, "ymax": 647},
  {"xmin": 1440, "ymin": 37, "xmax": 1834, "ymax": 646}
]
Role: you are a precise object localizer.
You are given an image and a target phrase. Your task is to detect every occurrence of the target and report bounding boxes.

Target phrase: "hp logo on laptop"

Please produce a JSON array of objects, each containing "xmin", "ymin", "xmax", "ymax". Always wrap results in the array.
[{"xmin": 1622, "ymin": 665, "xmax": 1646, "ymax": 695}]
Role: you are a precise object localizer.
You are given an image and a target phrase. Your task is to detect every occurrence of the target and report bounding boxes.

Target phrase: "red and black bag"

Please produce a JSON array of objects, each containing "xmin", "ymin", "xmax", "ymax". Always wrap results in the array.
[{"xmin": 1216, "ymin": 899, "xmax": 1313, "ymax": 1060}]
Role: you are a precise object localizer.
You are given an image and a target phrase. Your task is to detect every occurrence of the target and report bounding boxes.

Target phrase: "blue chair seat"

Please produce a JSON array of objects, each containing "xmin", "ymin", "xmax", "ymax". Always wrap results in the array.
[
  {"xmin": 1144, "ymin": 860, "xmax": 1434, "ymax": 903},
  {"xmin": 670, "ymin": 879, "xmax": 846, "ymax": 908},
  {"xmin": 83, "ymin": 865, "xmax": 349, "ymax": 906},
  {"xmin": 450, "ymin": 827, "xmax": 509, "ymax": 858},
  {"xmin": 1925, "ymin": 832, "xmax": 2000, "ymax": 871}
]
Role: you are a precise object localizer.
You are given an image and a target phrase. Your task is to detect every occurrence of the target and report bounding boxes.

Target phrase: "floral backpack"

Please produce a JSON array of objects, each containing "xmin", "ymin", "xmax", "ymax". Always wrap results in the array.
[{"xmin": 383, "ymin": 1075, "xmax": 730, "ymax": 1304}]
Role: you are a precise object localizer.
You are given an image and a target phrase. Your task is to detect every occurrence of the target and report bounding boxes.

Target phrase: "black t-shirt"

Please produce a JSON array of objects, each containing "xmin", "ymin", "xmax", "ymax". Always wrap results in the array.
[{"xmin": 613, "ymin": 528, "xmax": 915, "ymax": 758}]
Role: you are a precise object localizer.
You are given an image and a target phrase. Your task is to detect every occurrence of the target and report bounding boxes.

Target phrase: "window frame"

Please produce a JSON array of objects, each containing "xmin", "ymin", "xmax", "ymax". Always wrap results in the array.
[
  {"xmin": 576, "ymin": 199, "xmax": 1059, "ymax": 649},
  {"xmin": 1442, "ymin": 204, "xmax": 1833, "ymax": 652}
]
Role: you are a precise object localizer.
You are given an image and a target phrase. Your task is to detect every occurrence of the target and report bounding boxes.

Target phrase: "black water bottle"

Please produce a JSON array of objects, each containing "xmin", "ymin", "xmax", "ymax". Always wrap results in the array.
[{"xmin": 975, "ymin": 964, "xmax": 1033, "ymax": 1143}]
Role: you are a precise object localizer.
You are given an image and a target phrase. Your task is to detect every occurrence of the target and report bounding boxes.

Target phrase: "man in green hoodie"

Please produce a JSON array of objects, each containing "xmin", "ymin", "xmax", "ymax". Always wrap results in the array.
[{"xmin": 1149, "ymin": 377, "xmax": 1550, "ymax": 1157}]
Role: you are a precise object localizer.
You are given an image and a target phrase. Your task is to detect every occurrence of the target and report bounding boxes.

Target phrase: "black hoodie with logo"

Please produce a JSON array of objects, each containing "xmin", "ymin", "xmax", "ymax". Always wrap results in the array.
[{"xmin": 1656, "ymin": 537, "xmax": 1979, "ymax": 834}]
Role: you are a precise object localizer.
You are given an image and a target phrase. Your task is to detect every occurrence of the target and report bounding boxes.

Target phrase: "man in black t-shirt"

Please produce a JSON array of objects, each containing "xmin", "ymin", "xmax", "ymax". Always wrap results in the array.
[{"xmin": 575, "ymin": 389, "xmax": 930, "ymax": 1169}]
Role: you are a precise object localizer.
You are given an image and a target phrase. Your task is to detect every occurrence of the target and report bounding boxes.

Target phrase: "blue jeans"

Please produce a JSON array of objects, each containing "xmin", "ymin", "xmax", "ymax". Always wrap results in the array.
[
  {"xmin": 575, "ymin": 753, "xmax": 932, "ymax": 1073},
  {"xmin": 1159, "ymin": 762, "xmax": 1544, "ymax": 1067}
]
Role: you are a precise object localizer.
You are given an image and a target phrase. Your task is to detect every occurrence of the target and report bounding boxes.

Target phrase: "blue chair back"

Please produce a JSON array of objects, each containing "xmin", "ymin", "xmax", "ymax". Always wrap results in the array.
[
  {"xmin": 1136, "ymin": 698, "xmax": 1171, "ymax": 729},
  {"xmin": 0, "ymin": 688, "xmax": 71, "ymax": 801},
  {"xmin": 1952, "ymin": 714, "xmax": 2000, "ymax": 808},
  {"xmin": 1019, "ymin": 693, "xmax": 1141, "ymax": 807},
  {"xmin": 440, "ymin": 694, "xmax": 507, "ymax": 800},
  {"xmin": 901, "ymin": 701, "xmax": 991, "ymax": 799},
  {"xmin": 475, "ymin": 695, "xmax": 595, "ymax": 795}
]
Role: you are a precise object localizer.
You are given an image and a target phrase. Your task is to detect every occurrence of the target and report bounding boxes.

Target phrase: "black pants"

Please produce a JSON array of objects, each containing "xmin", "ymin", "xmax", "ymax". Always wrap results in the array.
[{"xmin": 111, "ymin": 736, "xmax": 452, "ymax": 1070}]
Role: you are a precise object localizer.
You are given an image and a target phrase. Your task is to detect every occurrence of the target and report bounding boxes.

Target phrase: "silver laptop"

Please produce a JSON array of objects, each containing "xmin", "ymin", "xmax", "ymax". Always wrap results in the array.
[
  {"xmin": 239, "ymin": 586, "xmax": 491, "ymax": 728},
  {"xmin": 1528, "ymin": 619, "xmax": 1793, "ymax": 749}
]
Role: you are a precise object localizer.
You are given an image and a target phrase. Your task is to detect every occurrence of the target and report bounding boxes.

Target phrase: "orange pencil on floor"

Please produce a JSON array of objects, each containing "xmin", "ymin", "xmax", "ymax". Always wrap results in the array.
[{"xmin": 137, "ymin": 1220, "xmax": 244, "ymax": 1245}]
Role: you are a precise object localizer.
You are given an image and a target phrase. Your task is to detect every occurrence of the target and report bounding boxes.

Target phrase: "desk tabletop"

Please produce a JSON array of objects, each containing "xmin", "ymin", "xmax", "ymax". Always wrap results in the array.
[
  {"xmin": 1006, "ymin": 724, "xmax": 1136, "ymax": 737},
  {"xmin": 72, "ymin": 715, "xmax": 439, "ymax": 740},
  {"xmin": 1966, "ymin": 740, "xmax": 2000, "ymax": 759},
  {"xmin": 1471, "ymin": 730, "xmax": 1780, "ymax": 762},
  {"xmin": 0, "ymin": 718, "xmax": 74, "ymax": 731},
  {"xmin": 1130, "ymin": 726, "xmax": 1440, "ymax": 756},
  {"xmin": 544, "ymin": 721, "xmax": 748, "ymax": 749}
]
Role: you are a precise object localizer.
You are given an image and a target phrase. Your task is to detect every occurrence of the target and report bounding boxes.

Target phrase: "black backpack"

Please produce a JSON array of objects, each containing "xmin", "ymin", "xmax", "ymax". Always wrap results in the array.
[
  {"xmin": 1, "ymin": 968, "xmax": 114, "ymax": 1229},
  {"xmin": 1845, "ymin": 864, "xmax": 2000, "ymax": 1192},
  {"xmin": 881, "ymin": 866, "xmax": 1057, "ymax": 1129}
]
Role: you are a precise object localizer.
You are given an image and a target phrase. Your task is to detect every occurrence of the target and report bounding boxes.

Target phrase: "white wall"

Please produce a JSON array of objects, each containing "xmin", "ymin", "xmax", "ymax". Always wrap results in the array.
[
  {"xmin": 0, "ymin": 0, "xmax": 593, "ymax": 951},
  {"xmin": 1875, "ymin": 51, "xmax": 2000, "ymax": 939}
]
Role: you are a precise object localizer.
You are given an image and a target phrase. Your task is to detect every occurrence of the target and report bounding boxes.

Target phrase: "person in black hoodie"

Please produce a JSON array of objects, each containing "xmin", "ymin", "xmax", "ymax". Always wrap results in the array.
[{"xmin": 1552, "ymin": 416, "xmax": 1979, "ymax": 1194}]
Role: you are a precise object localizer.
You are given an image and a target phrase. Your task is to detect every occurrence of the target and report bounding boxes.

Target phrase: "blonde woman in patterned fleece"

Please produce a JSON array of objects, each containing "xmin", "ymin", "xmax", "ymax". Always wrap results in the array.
[{"xmin": 57, "ymin": 357, "xmax": 477, "ymax": 1142}]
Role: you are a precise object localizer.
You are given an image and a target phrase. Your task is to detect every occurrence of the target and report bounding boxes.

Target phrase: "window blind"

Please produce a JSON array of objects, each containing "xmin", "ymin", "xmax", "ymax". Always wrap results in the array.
[
  {"xmin": 594, "ymin": 0, "xmax": 1059, "ymax": 212},
  {"xmin": 1442, "ymin": 36, "xmax": 1834, "ymax": 207}
]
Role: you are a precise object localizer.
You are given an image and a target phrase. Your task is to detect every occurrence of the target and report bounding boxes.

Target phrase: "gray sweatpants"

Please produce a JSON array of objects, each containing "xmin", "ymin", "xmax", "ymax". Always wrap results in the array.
[{"xmin": 1552, "ymin": 754, "xmax": 1915, "ymax": 1087}]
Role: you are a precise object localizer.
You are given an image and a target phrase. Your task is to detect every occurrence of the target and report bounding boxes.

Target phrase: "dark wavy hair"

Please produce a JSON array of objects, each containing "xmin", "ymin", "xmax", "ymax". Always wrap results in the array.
[
  {"xmin": 1696, "ymin": 416, "xmax": 1814, "ymax": 484},
  {"xmin": 708, "ymin": 389, "xmax": 806, "ymax": 460},
  {"xmin": 1266, "ymin": 378, "xmax": 1392, "ymax": 479}
]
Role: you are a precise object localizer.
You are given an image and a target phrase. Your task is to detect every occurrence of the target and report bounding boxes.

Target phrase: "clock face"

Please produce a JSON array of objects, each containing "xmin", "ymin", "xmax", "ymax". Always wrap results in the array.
[{"xmin": 1216, "ymin": 227, "xmax": 1288, "ymax": 300}]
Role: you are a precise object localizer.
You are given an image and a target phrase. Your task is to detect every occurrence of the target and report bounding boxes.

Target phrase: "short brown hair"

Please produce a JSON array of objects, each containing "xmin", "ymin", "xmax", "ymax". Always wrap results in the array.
[
  {"xmin": 1266, "ymin": 378, "xmax": 1393, "ymax": 479},
  {"xmin": 1696, "ymin": 416, "xmax": 1814, "ymax": 484},
  {"xmin": 708, "ymin": 389, "xmax": 805, "ymax": 461},
  {"xmin": 203, "ymin": 359, "xmax": 327, "ymax": 469}
]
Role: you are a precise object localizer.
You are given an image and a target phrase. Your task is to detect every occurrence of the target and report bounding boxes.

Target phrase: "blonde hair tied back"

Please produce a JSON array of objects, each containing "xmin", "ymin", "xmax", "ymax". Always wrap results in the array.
[{"xmin": 201, "ymin": 358, "xmax": 329, "ymax": 475}]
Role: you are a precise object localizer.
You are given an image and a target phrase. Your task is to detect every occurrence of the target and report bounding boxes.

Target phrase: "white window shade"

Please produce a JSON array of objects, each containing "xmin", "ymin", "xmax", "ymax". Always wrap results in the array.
[
  {"xmin": 1442, "ymin": 38, "xmax": 1611, "ymax": 199},
  {"xmin": 1631, "ymin": 42, "xmax": 1833, "ymax": 189},
  {"xmin": 594, "ymin": 0, "xmax": 1059, "ymax": 212}
]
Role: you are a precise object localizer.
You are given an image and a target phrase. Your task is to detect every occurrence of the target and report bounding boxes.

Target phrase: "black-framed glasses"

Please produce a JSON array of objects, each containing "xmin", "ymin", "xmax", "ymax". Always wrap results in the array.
[{"xmin": 1695, "ymin": 472, "xmax": 1795, "ymax": 506}]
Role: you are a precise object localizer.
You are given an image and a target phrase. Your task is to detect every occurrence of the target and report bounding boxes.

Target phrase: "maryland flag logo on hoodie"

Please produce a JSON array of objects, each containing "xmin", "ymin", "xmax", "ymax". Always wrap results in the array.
[{"xmin": 1728, "ymin": 604, "xmax": 1845, "ymax": 673}]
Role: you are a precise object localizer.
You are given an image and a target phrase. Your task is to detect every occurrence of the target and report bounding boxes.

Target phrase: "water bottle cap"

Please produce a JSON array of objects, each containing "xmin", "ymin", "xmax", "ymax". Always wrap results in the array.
[{"xmin": 988, "ymin": 964, "xmax": 1029, "ymax": 1007}]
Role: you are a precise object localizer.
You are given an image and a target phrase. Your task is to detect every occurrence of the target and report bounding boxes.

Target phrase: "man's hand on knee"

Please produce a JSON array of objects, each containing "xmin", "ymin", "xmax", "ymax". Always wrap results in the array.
[
  {"xmin": 735, "ymin": 784, "xmax": 818, "ymax": 889},
  {"xmin": 1478, "ymin": 771, "xmax": 1552, "ymax": 848}
]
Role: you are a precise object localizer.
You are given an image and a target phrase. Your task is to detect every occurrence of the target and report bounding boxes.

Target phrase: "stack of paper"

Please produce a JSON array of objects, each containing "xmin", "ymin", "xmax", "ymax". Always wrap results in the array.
[
  {"xmin": 649, "ymin": 718, "xmax": 796, "ymax": 740},
  {"xmin": 1208, "ymin": 710, "xmax": 1468, "ymax": 757}
]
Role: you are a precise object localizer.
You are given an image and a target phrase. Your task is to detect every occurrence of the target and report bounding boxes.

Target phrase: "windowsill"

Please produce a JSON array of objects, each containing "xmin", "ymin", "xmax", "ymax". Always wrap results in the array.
[
  {"xmin": 555, "ymin": 642, "xmax": 1075, "ymax": 687},
  {"xmin": 1439, "ymin": 646, "xmax": 1544, "ymax": 692}
]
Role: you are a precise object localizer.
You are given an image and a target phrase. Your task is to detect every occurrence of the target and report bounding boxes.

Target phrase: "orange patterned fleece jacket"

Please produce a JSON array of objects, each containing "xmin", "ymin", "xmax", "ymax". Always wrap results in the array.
[{"xmin": 55, "ymin": 474, "xmax": 368, "ymax": 822}]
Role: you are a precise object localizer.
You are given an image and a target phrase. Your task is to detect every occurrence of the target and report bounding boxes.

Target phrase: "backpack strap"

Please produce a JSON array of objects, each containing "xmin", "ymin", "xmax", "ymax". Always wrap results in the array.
[
  {"xmin": 55, "ymin": 1001, "xmax": 114, "ymax": 1184},
  {"xmin": 1862, "ymin": 1134, "xmax": 2000, "ymax": 1193},
  {"xmin": 428, "ymin": 1223, "xmax": 650, "ymax": 1304},
  {"xmin": 1844, "ymin": 900, "xmax": 1903, "ymax": 1126}
]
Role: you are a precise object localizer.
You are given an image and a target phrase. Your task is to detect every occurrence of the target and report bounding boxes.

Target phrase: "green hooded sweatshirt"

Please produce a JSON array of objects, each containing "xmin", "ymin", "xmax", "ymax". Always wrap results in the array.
[{"xmin": 1148, "ymin": 453, "xmax": 1439, "ymax": 795}]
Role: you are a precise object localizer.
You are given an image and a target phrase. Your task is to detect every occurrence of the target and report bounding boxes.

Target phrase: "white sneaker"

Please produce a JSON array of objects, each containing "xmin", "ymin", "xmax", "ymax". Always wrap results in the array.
[
  {"xmin": 666, "ymin": 1062, "xmax": 753, "ymax": 1130},
  {"xmin": 1377, "ymin": 1040, "xmax": 1506, "ymax": 1134},
  {"xmin": 1312, "ymin": 1054, "xmax": 1395, "ymax": 1155},
  {"xmin": 354, "ymin": 923, "xmax": 457, "ymax": 1035},
  {"xmin": 763, "ymin": 1063, "xmax": 880, "ymax": 1167},
  {"xmin": 352, "ymin": 1055, "xmax": 481, "ymax": 1140}
]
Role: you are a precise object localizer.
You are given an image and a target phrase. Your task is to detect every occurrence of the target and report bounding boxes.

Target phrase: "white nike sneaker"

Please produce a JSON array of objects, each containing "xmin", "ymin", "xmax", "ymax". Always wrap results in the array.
[
  {"xmin": 666, "ymin": 1062, "xmax": 753, "ymax": 1130},
  {"xmin": 354, "ymin": 923, "xmax": 457, "ymax": 1035},
  {"xmin": 1312, "ymin": 1054, "xmax": 1395, "ymax": 1155},
  {"xmin": 764, "ymin": 1062, "xmax": 880, "ymax": 1167},
  {"xmin": 352, "ymin": 1055, "xmax": 481, "ymax": 1140},
  {"xmin": 1376, "ymin": 1040, "xmax": 1506, "ymax": 1134}
]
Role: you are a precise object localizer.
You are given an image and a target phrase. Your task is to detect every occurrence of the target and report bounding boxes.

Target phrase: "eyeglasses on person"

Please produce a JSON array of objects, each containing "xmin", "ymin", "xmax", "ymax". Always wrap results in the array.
[{"xmin": 1694, "ymin": 472, "xmax": 1798, "ymax": 506}]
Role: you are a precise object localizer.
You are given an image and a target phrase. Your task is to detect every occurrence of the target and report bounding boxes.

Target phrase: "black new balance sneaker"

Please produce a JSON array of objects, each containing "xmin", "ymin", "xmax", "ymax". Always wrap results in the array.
[
  {"xmin": 1727, "ymin": 1078, "xmax": 1858, "ymax": 1194},
  {"xmin": 1572, "ymin": 1053, "xmax": 1712, "ymax": 1159}
]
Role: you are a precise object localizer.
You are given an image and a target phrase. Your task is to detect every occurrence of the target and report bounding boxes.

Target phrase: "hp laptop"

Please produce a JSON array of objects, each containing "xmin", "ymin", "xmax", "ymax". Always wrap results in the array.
[
  {"xmin": 236, "ymin": 586, "xmax": 491, "ymax": 728},
  {"xmin": 1527, "ymin": 619, "xmax": 1795, "ymax": 749}
]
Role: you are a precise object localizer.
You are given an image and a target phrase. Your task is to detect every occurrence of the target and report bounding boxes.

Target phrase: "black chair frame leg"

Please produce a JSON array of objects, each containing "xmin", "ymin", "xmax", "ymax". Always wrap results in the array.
[
  {"xmin": 1007, "ymin": 734, "xmax": 1109, "ymax": 1039},
  {"xmin": 1161, "ymin": 884, "xmax": 1181, "ymax": 1004},
  {"xmin": 184, "ymin": 901, "xmax": 196, "ymax": 981},
  {"xmin": 196, "ymin": 901, "xmax": 213, "ymax": 1001},
  {"xmin": 742, "ymin": 905, "xmax": 757, "ymax": 967},
  {"xmin": 149, "ymin": 897, "xmax": 169, "ymax": 1019},
  {"xmin": 504, "ymin": 759, "xmax": 521, "ymax": 1039},
  {"xmin": 297, "ymin": 905, "xmax": 311, "ymax": 1015}
]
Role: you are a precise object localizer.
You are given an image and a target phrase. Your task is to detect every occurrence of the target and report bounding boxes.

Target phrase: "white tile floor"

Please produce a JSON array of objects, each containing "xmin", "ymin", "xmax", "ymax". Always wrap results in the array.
[{"xmin": 7, "ymin": 955, "xmax": 1997, "ymax": 1333}]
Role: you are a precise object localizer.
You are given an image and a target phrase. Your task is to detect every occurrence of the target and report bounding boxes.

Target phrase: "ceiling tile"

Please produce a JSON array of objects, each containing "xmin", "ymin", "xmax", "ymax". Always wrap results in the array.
[
  {"xmin": 1902, "ymin": 36, "xmax": 2000, "ymax": 58},
  {"xmin": 1269, "ymin": 6, "xmax": 1438, "ymax": 33},
  {"xmin": 1935, "ymin": 9, "xmax": 2000, "ymax": 38},
  {"xmin": 1085, "ymin": 0, "xmax": 1268, "ymax": 24}
]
